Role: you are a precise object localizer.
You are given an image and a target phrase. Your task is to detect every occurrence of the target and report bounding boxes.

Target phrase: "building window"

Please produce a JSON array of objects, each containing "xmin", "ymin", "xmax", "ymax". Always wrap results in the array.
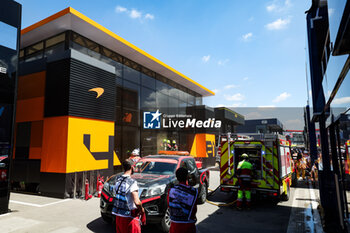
[
  {"xmin": 45, "ymin": 33, "xmax": 65, "ymax": 48},
  {"xmin": 124, "ymin": 65, "xmax": 140, "ymax": 84},
  {"xmin": 141, "ymin": 73, "xmax": 156, "ymax": 90}
]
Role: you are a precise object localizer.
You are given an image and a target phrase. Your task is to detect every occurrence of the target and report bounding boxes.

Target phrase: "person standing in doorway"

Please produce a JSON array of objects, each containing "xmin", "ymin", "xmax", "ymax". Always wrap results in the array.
[{"xmin": 236, "ymin": 153, "xmax": 253, "ymax": 210}]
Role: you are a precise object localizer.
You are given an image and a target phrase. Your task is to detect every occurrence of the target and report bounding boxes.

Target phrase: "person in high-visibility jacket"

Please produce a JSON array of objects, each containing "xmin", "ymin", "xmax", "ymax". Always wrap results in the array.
[{"xmin": 236, "ymin": 153, "xmax": 253, "ymax": 209}]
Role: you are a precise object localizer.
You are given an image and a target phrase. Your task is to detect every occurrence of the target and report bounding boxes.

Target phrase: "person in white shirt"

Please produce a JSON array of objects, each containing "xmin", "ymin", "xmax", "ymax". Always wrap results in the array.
[{"xmin": 112, "ymin": 160, "xmax": 144, "ymax": 233}]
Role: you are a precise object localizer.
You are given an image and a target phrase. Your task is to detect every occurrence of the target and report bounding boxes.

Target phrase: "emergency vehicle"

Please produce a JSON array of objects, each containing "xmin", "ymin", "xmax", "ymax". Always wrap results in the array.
[
  {"xmin": 219, "ymin": 133, "xmax": 292, "ymax": 201},
  {"xmin": 345, "ymin": 140, "xmax": 350, "ymax": 175}
]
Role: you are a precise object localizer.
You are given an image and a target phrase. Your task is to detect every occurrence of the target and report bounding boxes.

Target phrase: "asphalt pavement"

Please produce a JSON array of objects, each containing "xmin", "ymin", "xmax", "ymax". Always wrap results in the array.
[{"xmin": 0, "ymin": 169, "xmax": 322, "ymax": 233}]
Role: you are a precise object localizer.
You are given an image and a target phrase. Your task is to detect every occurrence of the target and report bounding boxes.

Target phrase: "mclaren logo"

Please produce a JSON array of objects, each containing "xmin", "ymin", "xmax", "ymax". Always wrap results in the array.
[{"xmin": 89, "ymin": 87, "xmax": 104, "ymax": 98}]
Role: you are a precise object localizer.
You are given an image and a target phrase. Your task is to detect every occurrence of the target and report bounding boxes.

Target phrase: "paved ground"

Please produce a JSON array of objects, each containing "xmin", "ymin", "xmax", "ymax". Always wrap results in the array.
[{"xmin": 0, "ymin": 170, "xmax": 323, "ymax": 233}]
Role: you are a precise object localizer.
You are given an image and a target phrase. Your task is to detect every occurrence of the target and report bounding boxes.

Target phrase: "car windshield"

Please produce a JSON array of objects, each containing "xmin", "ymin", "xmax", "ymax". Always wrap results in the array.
[{"xmin": 134, "ymin": 161, "xmax": 176, "ymax": 175}]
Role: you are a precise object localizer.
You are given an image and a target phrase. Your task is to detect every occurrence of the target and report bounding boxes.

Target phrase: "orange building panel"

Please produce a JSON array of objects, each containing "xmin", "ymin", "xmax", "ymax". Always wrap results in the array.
[
  {"xmin": 41, "ymin": 116, "xmax": 69, "ymax": 173},
  {"xmin": 29, "ymin": 147, "xmax": 42, "ymax": 160},
  {"xmin": 16, "ymin": 97, "xmax": 44, "ymax": 122},
  {"xmin": 17, "ymin": 71, "xmax": 46, "ymax": 100}
]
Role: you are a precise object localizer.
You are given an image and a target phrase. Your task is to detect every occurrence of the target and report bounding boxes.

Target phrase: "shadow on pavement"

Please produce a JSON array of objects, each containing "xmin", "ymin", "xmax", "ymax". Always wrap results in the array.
[
  {"xmin": 198, "ymin": 190, "xmax": 293, "ymax": 233},
  {"xmin": 87, "ymin": 217, "xmax": 115, "ymax": 233},
  {"xmin": 86, "ymin": 217, "xmax": 163, "ymax": 233}
]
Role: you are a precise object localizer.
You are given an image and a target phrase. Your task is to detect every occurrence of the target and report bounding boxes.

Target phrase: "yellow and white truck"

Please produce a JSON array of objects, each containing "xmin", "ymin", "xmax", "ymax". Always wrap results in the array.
[{"xmin": 219, "ymin": 133, "xmax": 292, "ymax": 201}]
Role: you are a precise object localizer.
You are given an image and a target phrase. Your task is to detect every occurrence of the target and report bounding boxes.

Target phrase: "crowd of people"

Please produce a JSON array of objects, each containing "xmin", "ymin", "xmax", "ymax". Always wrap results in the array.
[{"xmin": 292, "ymin": 148, "xmax": 319, "ymax": 186}]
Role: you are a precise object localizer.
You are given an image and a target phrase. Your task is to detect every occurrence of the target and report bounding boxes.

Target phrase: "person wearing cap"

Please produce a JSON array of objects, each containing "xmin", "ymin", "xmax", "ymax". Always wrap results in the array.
[
  {"xmin": 236, "ymin": 153, "xmax": 253, "ymax": 210},
  {"xmin": 168, "ymin": 167, "xmax": 198, "ymax": 233},
  {"xmin": 129, "ymin": 149, "xmax": 141, "ymax": 164},
  {"xmin": 112, "ymin": 160, "xmax": 145, "ymax": 233}
]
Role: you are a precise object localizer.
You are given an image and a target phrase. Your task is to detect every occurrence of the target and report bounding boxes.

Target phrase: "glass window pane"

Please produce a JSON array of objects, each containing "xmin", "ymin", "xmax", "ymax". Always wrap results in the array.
[
  {"xmin": 141, "ymin": 87, "xmax": 156, "ymax": 109},
  {"xmin": 156, "ymin": 92, "xmax": 169, "ymax": 107},
  {"xmin": 71, "ymin": 42, "xmax": 87, "ymax": 54},
  {"xmin": 179, "ymin": 101, "xmax": 187, "ymax": 115},
  {"xmin": 124, "ymin": 66, "xmax": 140, "ymax": 84},
  {"xmin": 141, "ymin": 73, "xmax": 156, "ymax": 90},
  {"xmin": 25, "ymin": 52, "xmax": 43, "ymax": 62},
  {"xmin": 44, "ymin": 42, "xmax": 64, "ymax": 57},
  {"xmin": 122, "ymin": 126, "xmax": 140, "ymax": 159},
  {"xmin": 45, "ymin": 33, "xmax": 65, "ymax": 48},
  {"xmin": 0, "ymin": 21, "xmax": 17, "ymax": 50},
  {"xmin": 116, "ymin": 86, "xmax": 122, "ymax": 107},
  {"xmin": 169, "ymin": 98, "xmax": 178, "ymax": 115},
  {"xmin": 116, "ymin": 77, "xmax": 122, "ymax": 86},
  {"xmin": 156, "ymin": 80, "xmax": 168, "ymax": 94},
  {"xmin": 188, "ymin": 94, "xmax": 195, "ymax": 105},
  {"xmin": 123, "ymin": 80, "xmax": 140, "ymax": 109},
  {"xmin": 72, "ymin": 33, "xmax": 99, "ymax": 53},
  {"xmin": 122, "ymin": 109, "xmax": 139, "ymax": 127},
  {"xmin": 178, "ymin": 90, "xmax": 188, "ymax": 102},
  {"xmin": 26, "ymin": 42, "xmax": 44, "ymax": 56},
  {"xmin": 116, "ymin": 62, "xmax": 122, "ymax": 78},
  {"xmin": 141, "ymin": 130, "xmax": 158, "ymax": 156},
  {"xmin": 168, "ymin": 85, "xmax": 179, "ymax": 99},
  {"xmin": 195, "ymin": 97, "xmax": 202, "ymax": 105}
]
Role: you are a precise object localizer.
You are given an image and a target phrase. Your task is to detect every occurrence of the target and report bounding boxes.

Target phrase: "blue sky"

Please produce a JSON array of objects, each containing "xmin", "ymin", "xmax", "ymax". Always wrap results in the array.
[{"xmin": 17, "ymin": 0, "xmax": 311, "ymax": 108}]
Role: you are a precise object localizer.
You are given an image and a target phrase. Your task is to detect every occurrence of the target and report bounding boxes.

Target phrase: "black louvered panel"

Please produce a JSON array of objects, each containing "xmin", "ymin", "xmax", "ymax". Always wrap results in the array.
[
  {"xmin": 69, "ymin": 59, "xmax": 115, "ymax": 121},
  {"xmin": 45, "ymin": 59, "xmax": 70, "ymax": 117}
]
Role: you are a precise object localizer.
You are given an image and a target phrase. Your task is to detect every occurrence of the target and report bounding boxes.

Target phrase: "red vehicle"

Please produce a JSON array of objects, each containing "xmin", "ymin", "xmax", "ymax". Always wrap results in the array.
[
  {"xmin": 100, "ymin": 155, "xmax": 209, "ymax": 232},
  {"xmin": 345, "ymin": 140, "xmax": 350, "ymax": 175},
  {"xmin": 0, "ymin": 156, "xmax": 8, "ymax": 182}
]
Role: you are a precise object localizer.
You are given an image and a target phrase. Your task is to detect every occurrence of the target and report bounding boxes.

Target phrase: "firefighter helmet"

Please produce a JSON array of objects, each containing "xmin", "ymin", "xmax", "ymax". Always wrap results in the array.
[{"xmin": 241, "ymin": 153, "xmax": 249, "ymax": 159}]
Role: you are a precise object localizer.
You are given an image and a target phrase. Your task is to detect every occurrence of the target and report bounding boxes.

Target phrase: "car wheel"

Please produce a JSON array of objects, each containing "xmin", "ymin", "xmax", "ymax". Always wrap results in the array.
[
  {"xmin": 198, "ymin": 182, "xmax": 208, "ymax": 204},
  {"xmin": 160, "ymin": 208, "xmax": 171, "ymax": 232},
  {"xmin": 101, "ymin": 212, "xmax": 113, "ymax": 224}
]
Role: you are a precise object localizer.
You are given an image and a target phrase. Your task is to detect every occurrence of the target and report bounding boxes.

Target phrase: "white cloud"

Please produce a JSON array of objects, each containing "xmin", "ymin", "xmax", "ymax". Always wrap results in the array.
[
  {"xmin": 273, "ymin": 92, "xmax": 291, "ymax": 103},
  {"xmin": 328, "ymin": 8, "xmax": 335, "ymax": 17},
  {"xmin": 218, "ymin": 59, "xmax": 229, "ymax": 66},
  {"xmin": 243, "ymin": 77, "xmax": 249, "ymax": 81},
  {"xmin": 333, "ymin": 97, "xmax": 350, "ymax": 105},
  {"xmin": 115, "ymin": 5, "xmax": 154, "ymax": 21},
  {"xmin": 266, "ymin": 0, "xmax": 292, "ymax": 13},
  {"xmin": 116, "ymin": 6, "xmax": 127, "ymax": 13},
  {"xmin": 224, "ymin": 84, "xmax": 238, "ymax": 89},
  {"xmin": 267, "ymin": 4, "xmax": 277, "ymax": 12},
  {"xmin": 145, "ymin": 13, "xmax": 154, "ymax": 20},
  {"xmin": 212, "ymin": 89, "xmax": 220, "ymax": 94},
  {"xmin": 225, "ymin": 93, "xmax": 244, "ymax": 101},
  {"xmin": 202, "ymin": 55, "xmax": 210, "ymax": 63},
  {"xmin": 265, "ymin": 18, "xmax": 291, "ymax": 30},
  {"xmin": 285, "ymin": 0, "xmax": 292, "ymax": 7},
  {"xmin": 242, "ymin": 32, "xmax": 253, "ymax": 41},
  {"xmin": 130, "ymin": 9, "xmax": 142, "ymax": 19},
  {"xmin": 216, "ymin": 104, "xmax": 225, "ymax": 107}
]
